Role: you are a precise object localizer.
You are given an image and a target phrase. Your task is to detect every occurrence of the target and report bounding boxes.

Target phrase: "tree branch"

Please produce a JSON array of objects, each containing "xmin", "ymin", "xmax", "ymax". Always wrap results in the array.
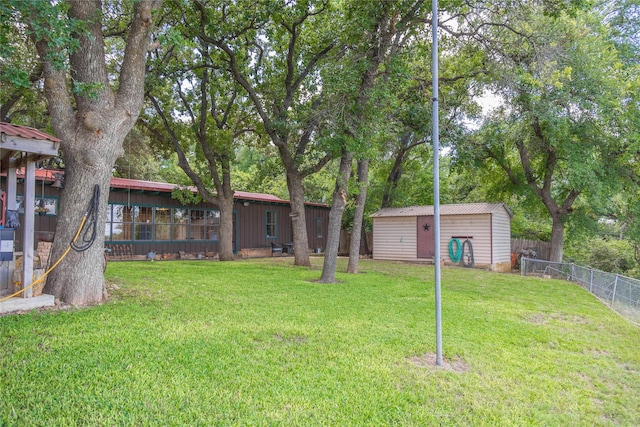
[{"xmin": 116, "ymin": 0, "xmax": 163, "ymax": 115}]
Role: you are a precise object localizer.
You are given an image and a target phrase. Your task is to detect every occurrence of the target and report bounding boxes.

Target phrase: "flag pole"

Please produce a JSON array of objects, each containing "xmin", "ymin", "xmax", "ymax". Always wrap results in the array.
[{"xmin": 432, "ymin": 0, "xmax": 443, "ymax": 367}]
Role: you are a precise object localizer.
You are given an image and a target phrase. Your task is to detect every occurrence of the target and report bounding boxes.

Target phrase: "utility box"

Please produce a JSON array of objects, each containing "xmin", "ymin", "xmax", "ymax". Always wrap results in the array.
[{"xmin": 0, "ymin": 228, "xmax": 14, "ymax": 261}]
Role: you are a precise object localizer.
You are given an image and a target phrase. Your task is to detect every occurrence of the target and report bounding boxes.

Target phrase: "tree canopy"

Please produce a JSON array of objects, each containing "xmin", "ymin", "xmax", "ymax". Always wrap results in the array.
[{"xmin": 2, "ymin": 0, "xmax": 638, "ymax": 287}]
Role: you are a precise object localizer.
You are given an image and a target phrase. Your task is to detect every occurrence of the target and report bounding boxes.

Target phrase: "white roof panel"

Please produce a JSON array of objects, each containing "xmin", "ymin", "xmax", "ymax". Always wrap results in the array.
[{"xmin": 371, "ymin": 203, "xmax": 513, "ymax": 219}]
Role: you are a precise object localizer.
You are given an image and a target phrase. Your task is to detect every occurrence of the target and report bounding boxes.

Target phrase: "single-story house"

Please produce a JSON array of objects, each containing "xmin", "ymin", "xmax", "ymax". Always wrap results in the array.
[
  {"xmin": 1, "ymin": 169, "xmax": 329, "ymax": 259},
  {"xmin": 371, "ymin": 203, "xmax": 513, "ymax": 271}
]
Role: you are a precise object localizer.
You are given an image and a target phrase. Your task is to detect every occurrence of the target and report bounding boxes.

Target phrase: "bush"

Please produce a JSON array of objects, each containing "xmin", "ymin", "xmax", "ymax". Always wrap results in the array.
[{"xmin": 583, "ymin": 238, "xmax": 636, "ymax": 274}]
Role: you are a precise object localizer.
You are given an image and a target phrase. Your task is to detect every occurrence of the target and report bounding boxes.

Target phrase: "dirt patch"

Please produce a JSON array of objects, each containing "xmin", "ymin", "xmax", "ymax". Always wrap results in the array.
[
  {"xmin": 522, "ymin": 312, "xmax": 589, "ymax": 325},
  {"xmin": 274, "ymin": 333, "xmax": 307, "ymax": 344},
  {"xmin": 408, "ymin": 353, "xmax": 470, "ymax": 373},
  {"xmin": 522, "ymin": 312, "xmax": 546, "ymax": 324}
]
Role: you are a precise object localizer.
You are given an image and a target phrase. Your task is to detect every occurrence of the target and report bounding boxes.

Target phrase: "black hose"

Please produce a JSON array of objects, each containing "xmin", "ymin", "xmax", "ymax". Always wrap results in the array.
[
  {"xmin": 462, "ymin": 238, "xmax": 475, "ymax": 268},
  {"xmin": 71, "ymin": 184, "xmax": 100, "ymax": 252}
]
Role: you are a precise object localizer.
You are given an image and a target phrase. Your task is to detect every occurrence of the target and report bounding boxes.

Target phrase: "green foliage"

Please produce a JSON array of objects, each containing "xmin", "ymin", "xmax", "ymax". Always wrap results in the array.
[
  {"xmin": 113, "ymin": 127, "xmax": 180, "ymax": 182},
  {"xmin": 72, "ymin": 81, "xmax": 104, "ymax": 101},
  {"xmin": 231, "ymin": 146, "xmax": 289, "ymax": 199},
  {"xmin": 566, "ymin": 237, "xmax": 638, "ymax": 277},
  {"xmin": 453, "ymin": 4, "xmax": 636, "ymax": 260},
  {"xmin": 1, "ymin": 259, "xmax": 638, "ymax": 425},
  {"xmin": 170, "ymin": 187, "xmax": 203, "ymax": 205},
  {"xmin": 3, "ymin": 0, "xmax": 83, "ymax": 70}
]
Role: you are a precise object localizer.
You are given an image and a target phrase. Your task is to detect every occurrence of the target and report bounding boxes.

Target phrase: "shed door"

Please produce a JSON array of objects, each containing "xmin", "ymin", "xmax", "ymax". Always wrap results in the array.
[{"xmin": 417, "ymin": 215, "xmax": 434, "ymax": 259}]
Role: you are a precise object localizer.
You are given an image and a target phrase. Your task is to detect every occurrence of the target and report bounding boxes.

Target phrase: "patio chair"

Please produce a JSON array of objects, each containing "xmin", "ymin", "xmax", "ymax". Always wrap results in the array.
[{"xmin": 271, "ymin": 242, "xmax": 283, "ymax": 257}]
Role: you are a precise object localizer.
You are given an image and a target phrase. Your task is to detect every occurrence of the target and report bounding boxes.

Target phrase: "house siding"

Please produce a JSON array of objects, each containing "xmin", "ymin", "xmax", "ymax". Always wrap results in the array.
[
  {"xmin": 305, "ymin": 207, "xmax": 328, "ymax": 252},
  {"xmin": 6, "ymin": 178, "xmax": 329, "ymax": 256},
  {"xmin": 235, "ymin": 202, "xmax": 291, "ymax": 250},
  {"xmin": 373, "ymin": 216, "xmax": 418, "ymax": 261}
]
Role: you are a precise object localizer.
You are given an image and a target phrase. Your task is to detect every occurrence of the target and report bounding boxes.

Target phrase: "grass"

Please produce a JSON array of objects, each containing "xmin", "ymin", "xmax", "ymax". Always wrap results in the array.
[{"xmin": 1, "ymin": 258, "xmax": 638, "ymax": 426}]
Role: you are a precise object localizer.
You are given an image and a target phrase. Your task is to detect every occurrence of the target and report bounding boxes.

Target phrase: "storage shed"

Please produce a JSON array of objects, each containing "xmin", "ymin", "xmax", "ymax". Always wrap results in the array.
[{"xmin": 371, "ymin": 203, "xmax": 513, "ymax": 271}]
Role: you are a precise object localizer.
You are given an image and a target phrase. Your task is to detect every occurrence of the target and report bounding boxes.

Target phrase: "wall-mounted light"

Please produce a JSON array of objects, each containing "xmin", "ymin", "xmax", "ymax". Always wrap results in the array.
[{"xmin": 243, "ymin": 201, "xmax": 250, "ymax": 207}]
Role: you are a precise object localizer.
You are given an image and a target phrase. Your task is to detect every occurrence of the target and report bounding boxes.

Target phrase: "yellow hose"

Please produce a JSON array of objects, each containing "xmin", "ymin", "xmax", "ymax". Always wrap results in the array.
[{"xmin": 0, "ymin": 215, "xmax": 87, "ymax": 303}]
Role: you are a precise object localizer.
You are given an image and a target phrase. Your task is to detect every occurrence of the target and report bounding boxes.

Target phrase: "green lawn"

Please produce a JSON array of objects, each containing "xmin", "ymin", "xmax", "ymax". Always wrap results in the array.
[{"xmin": 1, "ymin": 258, "xmax": 638, "ymax": 426}]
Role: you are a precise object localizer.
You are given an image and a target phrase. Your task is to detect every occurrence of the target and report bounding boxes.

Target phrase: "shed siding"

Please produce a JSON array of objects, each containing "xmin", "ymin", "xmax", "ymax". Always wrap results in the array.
[
  {"xmin": 373, "ymin": 217, "xmax": 417, "ymax": 261},
  {"xmin": 491, "ymin": 209, "xmax": 512, "ymax": 263},
  {"xmin": 441, "ymin": 214, "xmax": 492, "ymax": 265}
]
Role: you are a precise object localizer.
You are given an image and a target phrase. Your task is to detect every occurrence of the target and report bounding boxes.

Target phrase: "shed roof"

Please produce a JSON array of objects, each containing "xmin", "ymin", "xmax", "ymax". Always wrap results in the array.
[{"xmin": 371, "ymin": 203, "xmax": 513, "ymax": 219}]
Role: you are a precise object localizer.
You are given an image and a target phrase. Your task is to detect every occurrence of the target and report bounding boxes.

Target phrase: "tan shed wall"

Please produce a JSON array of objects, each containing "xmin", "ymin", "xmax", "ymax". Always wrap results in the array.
[
  {"xmin": 441, "ymin": 214, "xmax": 492, "ymax": 265},
  {"xmin": 491, "ymin": 209, "xmax": 512, "ymax": 265},
  {"xmin": 372, "ymin": 217, "xmax": 417, "ymax": 261},
  {"xmin": 373, "ymin": 208, "xmax": 512, "ymax": 269}
]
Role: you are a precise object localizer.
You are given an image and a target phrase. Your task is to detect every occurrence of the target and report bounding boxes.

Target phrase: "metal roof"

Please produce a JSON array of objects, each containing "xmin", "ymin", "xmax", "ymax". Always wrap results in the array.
[
  {"xmin": 22, "ymin": 169, "xmax": 328, "ymax": 207},
  {"xmin": 371, "ymin": 203, "xmax": 513, "ymax": 218},
  {"xmin": 0, "ymin": 122, "xmax": 61, "ymax": 143},
  {"xmin": 108, "ymin": 177, "xmax": 295, "ymax": 204}
]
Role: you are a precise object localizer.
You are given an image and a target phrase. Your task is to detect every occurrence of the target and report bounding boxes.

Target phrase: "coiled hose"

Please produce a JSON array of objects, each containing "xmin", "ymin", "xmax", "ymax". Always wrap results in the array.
[
  {"xmin": 462, "ymin": 238, "xmax": 475, "ymax": 268},
  {"xmin": 448, "ymin": 238, "xmax": 462, "ymax": 262}
]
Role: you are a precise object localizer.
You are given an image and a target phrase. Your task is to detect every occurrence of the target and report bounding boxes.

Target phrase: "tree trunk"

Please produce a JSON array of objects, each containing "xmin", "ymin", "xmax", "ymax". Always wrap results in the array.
[
  {"xmin": 320, "ymin": 151, "xmax": 353, "ymax": 282},
  {"xmin": 35, "ymin": 0, "xmax": 161, "ymax": 305},
  {"xmin": 381, "ymin": 151, "xmax": 405, "ymax": 208},
  {"xmin": 359, "ymin": 222, "xmax": 371, "ymax": 255},
  {"xmin": 45, "ymin": 118, "xmax": 125, "ymax": 304},
  {"xmin": 218, "ymin": 194, "xmax": 235, "ymax": 261},
  {"xmin": 549, "ymin": 214, "xmax": 565, "ymax": 263},
  {"xmin": 286, "ymin": 172, "xmax": 311, "ymax": 267},
  {"xmin": 347, "ymin": 159, "xmax": 369, "ymax": 273}
]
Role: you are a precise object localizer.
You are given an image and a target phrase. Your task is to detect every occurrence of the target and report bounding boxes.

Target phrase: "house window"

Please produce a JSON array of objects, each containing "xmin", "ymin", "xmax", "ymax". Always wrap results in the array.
[
  {"xmin": 16, "ymin": 195, "xmax": 59, "ymax": 216},
  {"xmin": 133, "ymin": 206, "xmax": 153, "ymax": 240},
  {"xmin": 316, "ymin": 218, "xmax": 324, "ymax": 238},
  {"xmin": 209, "ymin": 210, "xmax": 220, "ymax": 241},
  {"xmin": 109, "ymin": 204, "xmax": 133, "ymax": 241},
  {"xmin": 190, "ymin": 209, "xmax": 208, "ymax": 240},
  {"xmin": 266, "ymin": 211, "xmax": 277, "ymax": 239},
  {"xmin": 154, "ymin": 207, "xmax": 172, "ymax": 240},
  {"xmin": 173, "ymin": 208, "xmax": 189, "ymax": 240},
  {"xmin": 105, "ymin": 204, "xmax": 219, "ymax": 242}
]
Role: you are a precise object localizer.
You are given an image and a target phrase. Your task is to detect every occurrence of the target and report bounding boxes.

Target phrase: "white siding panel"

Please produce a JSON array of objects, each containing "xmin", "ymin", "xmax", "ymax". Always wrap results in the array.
[
  {"xmin": 441, "ymin": 215, "xmax": 492, "ymax": 265},
  {"xmin": 491, "ymin": 209, "xmax": 512, "ymax": 263},
  {"xmin": 373, "ymin": 217, "xmax": 417, "ymax": 261}
]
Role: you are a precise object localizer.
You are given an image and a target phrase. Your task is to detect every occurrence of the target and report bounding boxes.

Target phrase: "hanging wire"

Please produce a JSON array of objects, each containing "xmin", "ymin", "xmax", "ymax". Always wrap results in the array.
[{"xmin": 71, "ymin": 184, "xmax": 100, "ymax": 252}]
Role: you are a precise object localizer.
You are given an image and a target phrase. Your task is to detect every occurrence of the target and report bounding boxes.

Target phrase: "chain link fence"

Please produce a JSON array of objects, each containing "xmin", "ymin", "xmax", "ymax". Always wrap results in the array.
[{"xmin": 521, "ymin": 257, "xmax": 640, "ymax": 324}]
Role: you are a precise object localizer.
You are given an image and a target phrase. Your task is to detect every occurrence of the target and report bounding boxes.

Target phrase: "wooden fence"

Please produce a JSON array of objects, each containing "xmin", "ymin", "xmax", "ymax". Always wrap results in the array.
[{"xmin": 511, "ymin": 238, "xmax": 551, "ymax": 261}]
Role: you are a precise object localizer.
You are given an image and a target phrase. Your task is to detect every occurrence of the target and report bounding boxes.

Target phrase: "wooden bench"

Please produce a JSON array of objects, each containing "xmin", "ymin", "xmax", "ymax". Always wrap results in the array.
[{"xmin": 105, "ymin": 244, "xmax": 133, "ymax": 260}]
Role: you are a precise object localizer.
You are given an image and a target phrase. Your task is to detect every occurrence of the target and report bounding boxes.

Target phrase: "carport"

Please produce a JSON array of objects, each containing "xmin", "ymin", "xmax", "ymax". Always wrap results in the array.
[{"xmin": 0, "ymin": 122, "xmax": 60, "ymax": 312}]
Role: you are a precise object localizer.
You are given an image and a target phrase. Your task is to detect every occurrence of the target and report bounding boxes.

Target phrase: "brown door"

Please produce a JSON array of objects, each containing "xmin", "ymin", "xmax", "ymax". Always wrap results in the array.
[{"xmin": 417, "ymin": 215, "xmax": 435, "ymax": 259}]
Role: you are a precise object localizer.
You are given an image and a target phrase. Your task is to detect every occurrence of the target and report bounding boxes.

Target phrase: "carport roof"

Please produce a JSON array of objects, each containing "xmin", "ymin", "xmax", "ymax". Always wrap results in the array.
[
  {"xmin": 0, "ymin": 122, "xmax": 61, "ymax": 143},
  {"xmin": 371, "ymin": 202, "xmax": 513, "ymax": 219}
]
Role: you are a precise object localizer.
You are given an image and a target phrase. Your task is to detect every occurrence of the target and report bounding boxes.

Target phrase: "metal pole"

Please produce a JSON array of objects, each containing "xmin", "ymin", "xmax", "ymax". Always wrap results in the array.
[
  {"xmin": 611, "ymin": 274, "xmax": 618, "ymax": 306},
  {"xmin": 432, "ymin": 0, "xmax": 442, "ymax": 367}
]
